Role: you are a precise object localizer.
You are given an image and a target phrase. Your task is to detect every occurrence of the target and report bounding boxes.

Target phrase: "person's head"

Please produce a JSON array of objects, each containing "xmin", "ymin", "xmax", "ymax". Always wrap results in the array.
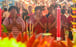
[
  {"xmin": 50, "ymin": 5, "xmax": 54, "ymax": 9},
  {"xmin": 28, "ymin": 6, "xmax": 32, "ymax": 13},
  {"xmin": 52, "ymin": 9, "xmax": 57, "ymax": 16},
  {"xmin": 35, "ymin": 6, "xmax": 42, "ymax": 16},
  {"xmin": 4, "ymin": 8, "xmax": 7, "ymax": 11},
  {"xmin": 65, "ymin": 9, "xmax": 68, "ymax": 14},
  {"xmin": 52, "ymin": 0, "xmax": 56, "ymax": 4},
  {"xmin": 9, "ymin": 6, "xmax": 19, "ymax": 17},
  {"xmin": 23, "ymin": 9, "xmax": 28, "ymax": 16},
  {"xmin": 41, "ymin": 6, "xmax": 45, "ymax": 10},
  {"xmin": 52, "ymin": 9, "xmax": 55, "ymax": 14},
  {"xmin": 48, "ymin": 7, "xmax": 52, "ymax": 14},
  {"xmin": 63, "ymin": 6, "xmax": 66, "ymax": 9}
]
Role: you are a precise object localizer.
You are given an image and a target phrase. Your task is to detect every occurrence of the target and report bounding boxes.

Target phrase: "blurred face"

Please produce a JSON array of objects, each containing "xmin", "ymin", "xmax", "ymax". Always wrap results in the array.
[
  {"xmin": 10, "ymin": 8, "xmax": 17, "ymax": 16},
  {"xmin": 28, "ymin": 7, "xmax": 32, "ymax": 12},
  {"xmin": 48, "ymin": 7, "xmax": 52, "ymax": 14},
  {"xmin": 44, "ymin": 7, "xmax": 47, "ymax": 10},
  {"xmin": 36, "ymin": 9, "xmax": 41, "ymax": 16},
  {"xmin": 36, "ymin": 9, "xmax": 41, "ymax": 14},
  {"xmin": 65, "ymin": 10, "xmax": 68, "ymax": 13},
  {"xmin": 52, "ymin": 10, "xmax": 55, "ymax": 15}
]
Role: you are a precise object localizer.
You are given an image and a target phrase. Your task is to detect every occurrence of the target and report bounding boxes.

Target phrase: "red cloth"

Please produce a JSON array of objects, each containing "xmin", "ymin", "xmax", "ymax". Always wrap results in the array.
[
  {"xmin": 30, "ymin": 16, "xmax": 47, "ymax": 34},
  {"xmin": 48, "ymin": 15, "xmax": 57, "ymax": 38},
  {"xmin": 67, "ymin": 16, "xmax": 73, "ymax": 31},
  {"xmin": 61, "ymin": 15, "xmax": 67, "ymax": 40},
  {"xmin": 68, "ymin": 16, "xmax": 73, "ymax": 24}
]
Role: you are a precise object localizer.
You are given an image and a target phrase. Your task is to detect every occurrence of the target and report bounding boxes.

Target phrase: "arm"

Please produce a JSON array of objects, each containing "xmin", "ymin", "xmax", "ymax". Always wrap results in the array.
[
  {"xmin": 39, "ymin": 21, "xmax": 45, "ymax": 29},
  {"xmin": 6, "ymin": 24, "xmax": 13, "ymax": 31},
  {"xmin": 15, "ymin": 23, "xmax": 22, "ymax": 31},
  {"xmin": 24, "ymin": 16, "xmax": 26, "ymax": 20},
  {"xmin": 49, "ymin": 20, "xmax": 57, "ymax": 29},
  {"xmin": 33, "ymin": 21, "xmax": 38, "ymax": 28},
  {"xmin": 16, "ymin": 17, "xmax": 25, "ymax": 32},
  {"xmin": 3, "ymin": 18, "xmax": 13, "ymax": 31}
]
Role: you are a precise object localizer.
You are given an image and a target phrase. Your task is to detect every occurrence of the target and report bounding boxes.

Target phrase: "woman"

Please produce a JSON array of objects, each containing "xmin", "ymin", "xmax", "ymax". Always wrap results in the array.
[
  {"xmin": 28, "ymin": 6, "xmax": 34, "ymax": 16},
  {"xmin": 22, "ymin": 9, "xmax": 29, "ymax": 21},
  {"xmin": 22, "ymin": 9, "xmax": 30, "ymax": 32},
  {"xmin": 48, "ymin": 7, "xmax": 57, "ymax": 39},
  {"xmin": 3, "ymin": 6, "xmax": 25, "ymax": 38},
  {"xmin": 61, "ymin": 11, "xmax": 67, "ymax": 40},
  {"xmin": 42, "ymin": 6, "xmax": 48, "ymax": 16},
  {"xmin": 30, "ymin": 6, "xmax": 47, "ymax": 34}
]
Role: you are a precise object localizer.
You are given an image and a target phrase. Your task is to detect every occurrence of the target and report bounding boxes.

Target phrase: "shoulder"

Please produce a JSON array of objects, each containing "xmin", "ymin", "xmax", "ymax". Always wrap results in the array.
[{"xmin": 3, "ymin": 17, "xmax": 9, "ymax": 24}]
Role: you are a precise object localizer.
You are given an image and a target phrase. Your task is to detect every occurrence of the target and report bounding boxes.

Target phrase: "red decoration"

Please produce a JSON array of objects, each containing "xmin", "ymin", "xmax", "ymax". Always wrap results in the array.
[
  {"xmin": 27, "ymin": 34, "xmax": 35, "ymax": 47},
  {"xmin": 16, "ymin": 32, "xmax": 22, "ymax": 42},
  {"xmin": 9, "ymin": 33, "xmax": 13, "ymax": 39},
  {"xmin": 2, "ymin": 33, "xmax": 7, "ymax": 39},
  {"xmin": 22, "ymin": 33, "xmax": 28, "ymax": 43}
]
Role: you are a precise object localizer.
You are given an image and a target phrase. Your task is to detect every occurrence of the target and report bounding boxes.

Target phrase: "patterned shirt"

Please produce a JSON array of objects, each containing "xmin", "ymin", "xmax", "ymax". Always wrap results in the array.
[{"xmin": 3, "ymin": 17, "xmax": 25, "ymax": 38}]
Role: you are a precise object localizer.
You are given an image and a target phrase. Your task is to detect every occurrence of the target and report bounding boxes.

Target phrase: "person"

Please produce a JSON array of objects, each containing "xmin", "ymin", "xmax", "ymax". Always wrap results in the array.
[
  {"xmin": 2, "ymin": 8, "xmax": 9, "ymax": 21},
  {"xmin": 48, "ymin": 7, "xmax": 57, "ymax": 39},
  {"xmin": 28, "ymin": 6, "xmax": 34, "ymax": 16},
  {"xmin": 3, "ymin": 6, "xmax": 25, "ymax": 38},
  {"xmin": 22, "ymin": 9, "xmax": 30, "ymax": 32},
  {"xmin": 61, "ymin": 10, "xmax": 68, "ymax": 40},
  {"xmin": 22, "ymin": 9, "xmax": 29, "ymax": 21},
  {"xmin": 42, "ymin": 6, "xmax": 48, "ymax": 16},
  {"xmin": 30, "ymin": 6, "xmax": 47, "ymax": 34}
]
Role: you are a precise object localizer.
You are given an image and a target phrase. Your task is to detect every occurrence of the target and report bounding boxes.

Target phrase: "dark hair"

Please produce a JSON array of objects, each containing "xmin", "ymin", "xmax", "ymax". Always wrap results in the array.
[
  {"xmin": 63, "ymin": 6, "xmax": 66, "ymax": 9},
  {"xmin": 35, "ymin": 6, "xmax": 42, "ymax": 11},
  {"xmin": 28, "ymin": 6, "xmax": 32, "ymax": 8},
  {"xmin": 8, "ymin": 6, "xmax": 19, "ymax": 14},
  {"xmin": 23, "ymin": 9, "xmax": 28, "ymax": 15},
  {"xmin": 4, "ymin": 8, "xmax": 7, "ymax": 11},
  {"xmin": 41, "ymin": 6, "xmax": 45, "ymax": 11}
]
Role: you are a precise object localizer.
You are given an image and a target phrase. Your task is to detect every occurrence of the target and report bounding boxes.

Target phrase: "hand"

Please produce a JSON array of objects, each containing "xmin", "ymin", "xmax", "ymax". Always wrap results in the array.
[
  {"xmin": 39, "ymin": 21, "xmax": 45, "ymax": 29},
  {"xmin": 16, "ymin": 24, "xmax": 22, "ymax": 31},
  {"xmin": 7, "ymin": 24, "xmax": 13, "ymax": 31}
]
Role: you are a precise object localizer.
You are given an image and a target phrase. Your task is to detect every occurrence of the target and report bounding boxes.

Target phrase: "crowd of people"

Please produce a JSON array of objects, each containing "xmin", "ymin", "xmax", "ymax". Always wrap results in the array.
[{"xmin": 1, "ymin": 1, "xmax": 74, "ymax": 40}]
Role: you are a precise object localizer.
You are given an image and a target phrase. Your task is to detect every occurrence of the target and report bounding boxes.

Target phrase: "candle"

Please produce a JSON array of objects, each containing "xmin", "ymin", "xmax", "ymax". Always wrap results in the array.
[
  {"xmin": 57, "ymin": 6, "xmax": 61, "ymax": 41},
  {"xmin": 0, "ymin": 7, "xmax": 1, "ymax": 39}
]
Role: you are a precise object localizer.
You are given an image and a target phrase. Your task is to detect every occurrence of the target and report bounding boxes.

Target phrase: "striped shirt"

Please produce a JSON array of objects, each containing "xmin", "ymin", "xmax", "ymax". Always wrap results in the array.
[{"xmin": 3, "ymin": 17, "xmax": 25, "ymax": 38}]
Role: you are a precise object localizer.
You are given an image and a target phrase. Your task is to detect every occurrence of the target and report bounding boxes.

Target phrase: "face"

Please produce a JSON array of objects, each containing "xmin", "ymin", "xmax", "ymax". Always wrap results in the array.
[
  {"xmin": 65, "ymin": 10, "xmax": 68, "ymax": 13},
  {"xmin": 10, "ymin": 8, "xmax": 17, "ymax": 16},
  {"xmin": 36, "ymin": 9, "xmax": 41, "ymax": 14},
  {"xmin": 52, "ymin": 10, "xmax": 55, "ymax": 14},
  {"xmin": 28, "ymin": 6, "xmax": 32, "ymax": 12},
  {"xmin": 44, "ymin": 7, "xmax": 47, "ymax": 10},
  {"xmin": 36, "ymin": 9, "xmax": 41, "ymax": 16},
  {"xmin": 48, "ymin": 8, "xmax": 52, "ymax": 14}
]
